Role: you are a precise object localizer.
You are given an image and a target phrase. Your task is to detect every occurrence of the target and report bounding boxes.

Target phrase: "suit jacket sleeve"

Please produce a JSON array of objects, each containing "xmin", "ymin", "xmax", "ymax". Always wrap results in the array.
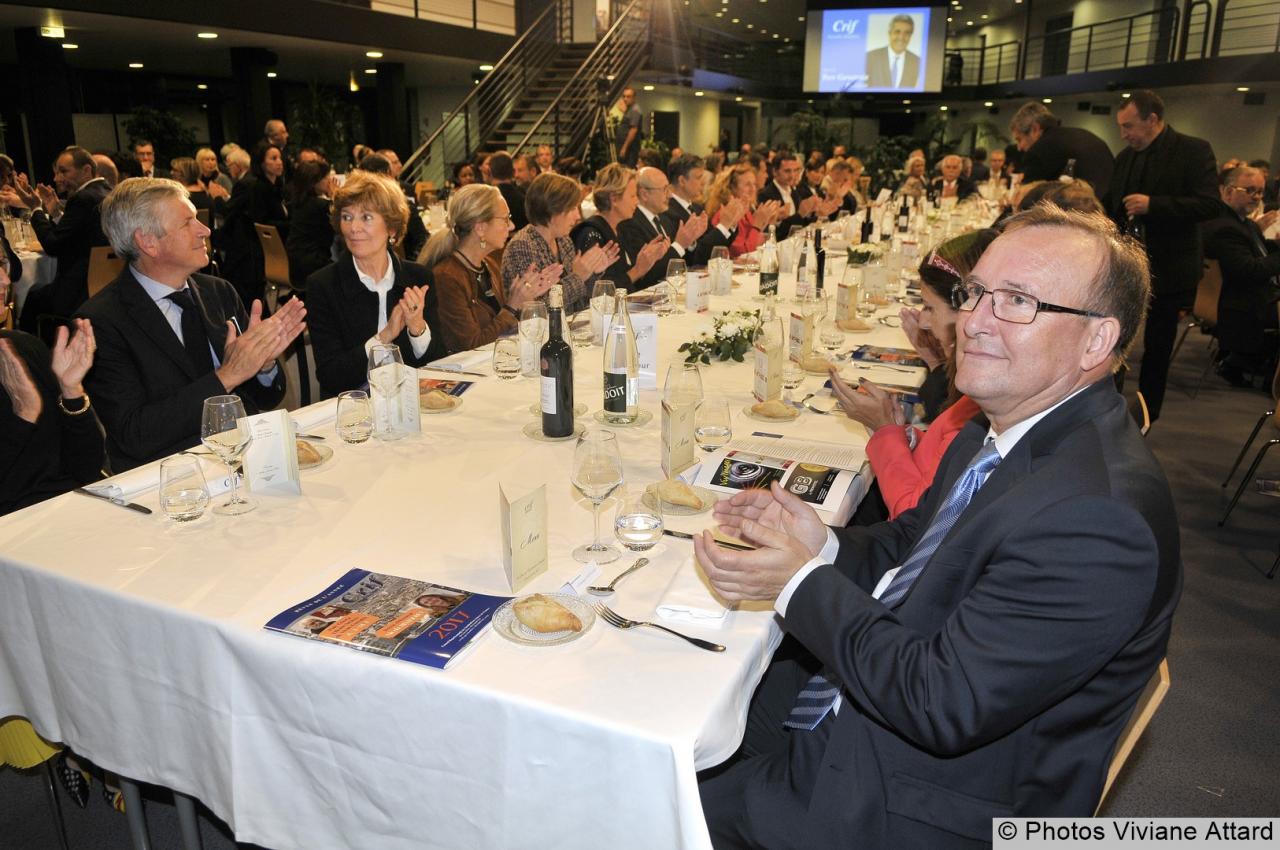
[
  {"xmin": 306, "ymin": 265, "xmax": 372, "ymax": 396},
  {"xmin": 211, "ymin": 278, "xmax": 284, "ymax": 413},
  {"xmin": 1207, "ymin": 224, "xmax": 1280, "ymax": 289},
  {"xmin": 30, "ymin": 193, "xmax": 97, "ymax": 259},
  {"xmin": 618, "ymin": 218, "xmax": 675, "ymax": 291},
  {"xmin": 1147, "ymin": 137, "xmax": 1219, "ymax": 224},
  {"xmin": 790, "ymin": 495, "xmax": 1160, "ymax": 755},
  {"xmin": 433, "ymin": 258, "xmax": 516, "ymax": 354}
]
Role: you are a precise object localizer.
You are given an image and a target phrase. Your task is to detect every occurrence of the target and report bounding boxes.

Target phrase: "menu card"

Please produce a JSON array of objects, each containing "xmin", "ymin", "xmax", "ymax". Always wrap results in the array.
[
  {"xmin": 685, "ymin": 271, "xmax": 710, "ymax": 313},
  {"xmin": 788, "ymin": 311, "xmax": 814, "ymax": 362},
  {"xmin": 632, "ymin": 309, "xmax": 658, "ymax": 389},
  {"xmin": 500, "ymin": 482, "xmax": 548, "ymax": 592},
  {"xmin": 661, "ymin": 400, "xmax": 697, "ymax": 477},
  {"xmin": 836, "ymin": 273, "xmax": 860, "ymax": 322},
  {"xmin": 753, "ymin": 336, "xmax": 782, "ymax": 402},
  {"xmin": 242, "ymin": 409, "xmax": 302, "ymax": 496}
]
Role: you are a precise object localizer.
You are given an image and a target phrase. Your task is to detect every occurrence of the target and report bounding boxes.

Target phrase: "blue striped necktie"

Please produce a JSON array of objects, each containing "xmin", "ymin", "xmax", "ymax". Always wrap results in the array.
[{"xmin": 785, "ymin": 439, "xmax": 1002, "ymax": 731}]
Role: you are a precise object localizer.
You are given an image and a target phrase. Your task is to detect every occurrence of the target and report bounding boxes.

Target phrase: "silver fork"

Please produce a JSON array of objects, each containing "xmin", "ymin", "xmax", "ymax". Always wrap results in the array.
[
  {"xmin": 847, "ymin": 362, "xmax": 916, "ymax": 374},
  {"xmin": 594, "ymin": 604, "xmax": 726, "ymax": 652}
]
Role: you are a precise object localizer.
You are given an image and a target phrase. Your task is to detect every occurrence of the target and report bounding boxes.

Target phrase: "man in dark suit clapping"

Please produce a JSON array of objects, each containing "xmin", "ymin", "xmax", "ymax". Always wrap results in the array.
[
  {"xmin": 930, "ymin": 154, "xmax": 978, "ymax": 201},
  {"xmin": 758, "ymin": 152, "xmax": 839, "ymax": 239},
  {"xmin": 697, "ymin": 205, "xmax": 1180, "ymax": 848},
  {"xmin": 77, "ymin": 178, "xmax": 305, "ymax": 472},
  {"xmin": 618, "ymin": 166, "xmax": 706, "ymax": 291},
  {"xmin": 1104, "ymin": 89, "xmax": 1218, "ymax": 420}
]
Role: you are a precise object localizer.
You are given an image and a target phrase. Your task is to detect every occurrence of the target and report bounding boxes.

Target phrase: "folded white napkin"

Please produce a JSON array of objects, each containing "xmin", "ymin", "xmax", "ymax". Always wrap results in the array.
[
  {"xmin": 86, "ymin": 454, "xmax": 233, "ymax": 500},
  {"xmin": 426, "ymin": 347, "xmax": 491, "ymax": 373},
  {"xmin": 655, "ymin": 557, "xmax": 732, "ymax": 629},
  {"xmin": 291, "ymin": 398, "xmax": 338, "ymax": 433}
]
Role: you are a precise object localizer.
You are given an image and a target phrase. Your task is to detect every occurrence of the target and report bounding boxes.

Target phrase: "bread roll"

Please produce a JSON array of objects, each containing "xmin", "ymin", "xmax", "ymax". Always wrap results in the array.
[
  {"xmin": 750, "ymin": 399, "xmax": 797, "ymax": 419},
  {"xmin": 513, "ymin": 594, "xmax": 582, "ymax": 633},
  {"xmin": 837, "ymin": 318, "xmax": 871, "ymax": 332},
  {"xmin": 657, "ymin": 479, "xmax": 702, "ymax": 509},
  {"xmin": 296, "ymin": 440, "xmax": 322, "ymax": 466},
  {"xmin": 800, "ymin": 355, "xmax": 832, "ymax": 372},
  {"xmin": 420, "ymin": 389, "xmax": 458, "ymax": 410}
]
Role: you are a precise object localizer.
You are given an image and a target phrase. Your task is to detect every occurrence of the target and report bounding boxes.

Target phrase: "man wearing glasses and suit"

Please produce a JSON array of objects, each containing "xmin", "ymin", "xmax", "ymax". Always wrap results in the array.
[
  {"xmin": 77, "ymin": 178, "xmax": 306, "ymax": 472},
  {"xmin": 696, "ymin": 205, "xmax": 1181, "ymax": 848},
  {"xmin": 618, "ymin": 166, "xmax": 707, "ymax": 291}
]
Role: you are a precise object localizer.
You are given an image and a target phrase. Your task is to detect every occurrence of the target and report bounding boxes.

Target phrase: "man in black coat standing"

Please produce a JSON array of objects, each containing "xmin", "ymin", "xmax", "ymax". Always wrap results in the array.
[
  {"xmin": 1010, "ymin": 102, "xmax": 1115, "ymax": 195},
  {"xmin": 5, "ymin": 146, "xmax": 110, "ymax": 331},
  {"xmin": 77, "ymin": 178, "xmax": 305, "ymax": 472},
  {"xmin": 1104, "ymin": 89, "xmax": 1219, "ymax": 420},
  {"xmin": 1203, "ymin": 165, "xmax": 1280, "ymax": 385}
]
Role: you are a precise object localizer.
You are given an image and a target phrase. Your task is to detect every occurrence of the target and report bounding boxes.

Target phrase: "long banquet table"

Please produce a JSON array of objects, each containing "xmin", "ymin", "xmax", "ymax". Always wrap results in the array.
[{"xmin": 0, "ymin": 269, "xmax": 922, "ymax": 850}]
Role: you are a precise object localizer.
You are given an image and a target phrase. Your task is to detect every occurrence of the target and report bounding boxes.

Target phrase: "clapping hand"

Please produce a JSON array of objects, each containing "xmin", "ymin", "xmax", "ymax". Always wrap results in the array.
[
  {"xmin": 815, "ymin": 195, "xmax": 842, "ymax": 219},
  {"xmin": 573, "ymin": 243, "xmax": 618, "ymax": 279},
  {"xmin": 397, "ymin": 284, "xmax": 430, "ymax": 339},
  {"xmin": 0, "ymin": 337, "xmax": 42, "ymax": 423},
  {"xmin": 0, "ymin": 189, "xmax": 24, "ymax": 210},
  {"xmin": 206, "ymin": 182, "xmax": 231, "ymax": 201},
  {"xmin": 675, "ymin": 212, "xmax": 708, "ymax": 250},
  {"xmin": 217, "ymin": 297, "xmax": 307, "ymax": 390},
  {"xmin": 718, "ymin": 197, "xmax": 747, "ymax": 231},
  {"xmin": 12, "ymin": 174, "xmax": 39, "ymax": 209},
  {"xmin": 694, "ymin": 482, "xmax": 828, "ymax": 602},
  {"xmin": 50, "ymin": 317, "xmax": 95, "ymax": 398},
  {"xmin": 509, "ymin": 265, "xmax": 559, "ymax": 309},
  {"xmin": 899, "ymin": 307, "xmax": 947, "ymax": 370},
  {"xmin": 828, "ymin": 371, "xmax": 903, "ymax": 432},
  {"xmin": 633, "ymin": 234, "xmax": 670, "ymax": 277},
  {"xmin": 752, "ymin": 199, "xmax": 783, "ymax": 229},
  {"xmin": 34, "ymin": 184, "xmax": 59, "ymax": 215},
  {"xmin": 797, "ymin": 195, "xmax": 820, "ymax": 218}
]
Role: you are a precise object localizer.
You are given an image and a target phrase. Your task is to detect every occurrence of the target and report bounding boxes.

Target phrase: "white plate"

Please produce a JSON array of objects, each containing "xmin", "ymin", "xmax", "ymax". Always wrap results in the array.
[
  {"xmin": 642, "ymin": 483, "xmax": 717, "ymax": 516},
  {"xmin": 297, "ymin": 442, "xmax": 334, "ymax": 470},
  {"xmin": 420, "ymin": 395, "xmax": 463, "ymax": 414},
  {"xmin": 591, "ymin": 408, "xmax": 654, "ymax": 428},
  {"xmin": 740, "ymin": 403, "xmax": 800, "ymax": 423},
  {"xmin": 492, "ymin": 593, "xmax": 595, "ymax": 647}
]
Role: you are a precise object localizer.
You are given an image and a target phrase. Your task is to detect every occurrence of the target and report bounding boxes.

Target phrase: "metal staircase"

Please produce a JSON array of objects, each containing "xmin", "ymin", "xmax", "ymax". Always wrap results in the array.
[{"xmin": 402, "ymin": 0, "xmax": 651, "ymax": 188}]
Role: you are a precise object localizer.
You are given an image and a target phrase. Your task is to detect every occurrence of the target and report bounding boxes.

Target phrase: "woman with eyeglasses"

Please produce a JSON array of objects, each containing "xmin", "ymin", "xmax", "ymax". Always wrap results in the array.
[
  {"xmin": 422, "ymin": 184, "xmax": 559, "ymax": 354},
  {"xmin": 306, "ymin": 172, "xmax": 437, "ymax": 398},
  {"xmin": 830, "ymin": 228, "xmax": 999, "ymax": 519}
]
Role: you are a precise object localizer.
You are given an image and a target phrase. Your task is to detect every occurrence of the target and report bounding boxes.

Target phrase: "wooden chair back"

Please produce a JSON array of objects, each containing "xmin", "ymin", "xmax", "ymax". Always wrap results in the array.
[
  {"xmin": 87, "ymin": 246, "xmax": 125, "ymax": 298},
  {"xmin": 1193, "ymin": 260, "xmax": 1221, "ymax": 326},
  {"xmin": 195, "ymin": 208, "xmax": 211, "ymax": 229},
  {"xmin": 1096, "ymin": 658, "xmax": 1170, "ymax": 813},
  {"xmin": 1128, "ymin": 391, "xmax": 1151, "ymax": 436},
  {"xmin": 255, "ymin": 224, "xmax": 294, "ymax": 311}
]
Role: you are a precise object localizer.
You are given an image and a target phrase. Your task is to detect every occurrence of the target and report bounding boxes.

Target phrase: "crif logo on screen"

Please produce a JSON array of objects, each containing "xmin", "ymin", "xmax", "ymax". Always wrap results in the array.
[{"xmin": 829, "ymin": 17, "xmax": 860, "ymax": 36}]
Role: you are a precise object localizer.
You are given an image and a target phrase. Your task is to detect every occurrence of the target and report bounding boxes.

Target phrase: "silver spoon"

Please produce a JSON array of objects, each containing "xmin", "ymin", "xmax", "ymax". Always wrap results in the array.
[{"xmin": 587, "ymin": 557, "xmax": 650, "ymax": 596}]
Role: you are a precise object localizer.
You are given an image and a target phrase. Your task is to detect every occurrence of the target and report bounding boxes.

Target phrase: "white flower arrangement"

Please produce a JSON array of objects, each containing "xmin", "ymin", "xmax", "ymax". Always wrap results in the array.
[
  {"xmin": 679, "ymin": 308, "xmax": 762, "ymax": 364},
  {"xmin": 847, "ymin": 241, "xmax": 886, "ymax": 265}
]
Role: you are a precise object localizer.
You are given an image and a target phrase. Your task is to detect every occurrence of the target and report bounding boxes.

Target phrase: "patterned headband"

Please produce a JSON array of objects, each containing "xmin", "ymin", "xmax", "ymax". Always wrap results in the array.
[{"xmin": 923, "ymin": 250, "xmax": 961, "ymax": 283}]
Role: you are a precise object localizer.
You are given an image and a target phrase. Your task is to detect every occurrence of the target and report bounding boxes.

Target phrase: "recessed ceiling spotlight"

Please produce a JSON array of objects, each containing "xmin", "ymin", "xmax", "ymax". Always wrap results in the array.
[
  {"xmin": 479, "ymin": 63, "xmax": 494, "ymax": 71},
  {"xmin": 61, "ymin": 42, "xmax": 78, "ymax": 49},
  {"xmin": 906, "ymin": 108, "xmax": 912, "ymax": 113},
  {"xmin": 364, "ymin": 68, "xmax": 377, "ymax": 74},
  {"xmin": 966, "ymin": 20, "xmax": 974, "ymax": 26},
  {"xmin": 40, "ymin": 26, "xmax": 65, "ymax": 38},
  {"xmin": 797, "ymin": 15, "xmax": 805, "ymax": 21},
  {"xmin": 983, "ymin": 101, "xmax": 993, "ymax": 107},
  {"xmin": 267, "ymin": 71, "xmax": 278, "ymax": 78},
  {"xmin": 366, "ymin": 51, "xmax": 384, "ymax": 58},
  {"xmin": 947, "ymin": 17, "xmax": 953, "ymax": 22},
  {"xmin": 746, "ymin": 23, "xmax": 754, "ymax": 28},
  {"xmin": 128, "ymin": 62, "xmax": 144, "ymax": 69},
  {"xmin": 731, "ymin": 17, "xmax": 739, "ymax": 22},
  {"xmin": 940, "ymin": 105, "xmax": 949, "ymax": 111},
  {"xmin": 1236, "ymin": 86, "xmax": 1250, "ymax": 92},
  {"xmin": 902, "ymin": 99, "xmax": 911, "ymax": 104},
  {"xmin": 197, "ymin": 83, "xmax": 208, "ymax": 90},
  {"xmin": 642, "ymin": 84, "xmax": 655, "ymax": 91},
  {"xmin": 980, "ymin": 13, "xmax": 988, "ymax": 19},
  {"xmin": 1042, "ymin": 97, "xmax": 1052, "ymax": 103},
  {"xmin": 695, "ymin": 90, "xmax": 705, "ymax": 97},
  {"xmin": 197, "ymin": 32, "xmax": 218, "ymax": 39},
  {"xmin": 735, "ymin": 96, "xmax": 743, "ymax": 101}
]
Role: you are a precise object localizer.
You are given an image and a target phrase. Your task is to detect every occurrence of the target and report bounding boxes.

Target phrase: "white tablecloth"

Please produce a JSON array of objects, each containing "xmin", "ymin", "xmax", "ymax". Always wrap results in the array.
[
  {"xmin": 0, "ymin": 267, "xmax": 918, "ymax": 850},
  {"xmin": 11, "ymin": 250, "xmax": 56, "ymax": 319}
]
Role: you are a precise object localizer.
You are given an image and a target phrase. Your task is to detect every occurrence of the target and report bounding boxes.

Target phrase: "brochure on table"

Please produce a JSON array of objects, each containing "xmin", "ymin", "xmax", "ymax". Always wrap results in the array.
[
  {"xmin": 690, "ymin": 434, "xmax": 868, "ymax": 527},
  {"xmin": 242, "ymin": 409, "xmax": 301, "ymax": 496}
]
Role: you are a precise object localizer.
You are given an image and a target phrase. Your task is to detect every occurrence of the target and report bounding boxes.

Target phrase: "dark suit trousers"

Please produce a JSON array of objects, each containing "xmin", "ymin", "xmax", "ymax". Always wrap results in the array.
[{"xmin": 1139, "ymin": 289, "xmax": 1193, "ymax": 420}]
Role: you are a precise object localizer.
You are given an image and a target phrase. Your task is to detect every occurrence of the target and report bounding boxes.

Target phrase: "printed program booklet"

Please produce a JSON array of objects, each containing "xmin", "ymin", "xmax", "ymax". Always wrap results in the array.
[
  {"xmin": 264, "ymin": 569, "xmax": 509, "ymax": 669},
  {"xmin": 848, "ymin": 345, "xmax": 928, "ymax": 368}
]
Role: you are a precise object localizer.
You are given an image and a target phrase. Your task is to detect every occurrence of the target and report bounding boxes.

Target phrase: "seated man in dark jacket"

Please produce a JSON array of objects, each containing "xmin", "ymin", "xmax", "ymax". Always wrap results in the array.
[
  {"xmin": 1204, "ymin": 165, "xmax": 1280, "ymax": 384},
  {"xmin": 77, "ymin": 178, "xmax": 305, "ymax": 472}
]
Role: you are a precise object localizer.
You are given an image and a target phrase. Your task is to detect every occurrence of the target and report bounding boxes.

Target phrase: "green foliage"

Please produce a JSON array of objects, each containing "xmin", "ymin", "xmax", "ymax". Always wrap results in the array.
[
  {"xmin": 678, "ymin": 308, "xmax": 761, "ymax": 364},
  {"xmin": 122, "ymin": 107, "xmax": 197, "ymax": 160},
  {"xmin": 287, "ymin": 82, "xmax": 366, "ymax": 171},
  {"xmin": 640, "ymin": 138, "xmax": 670, "ymax": 168},
  {"xmin": 774, "ymin": 111, "xmax": 841, "ymax": 156}
]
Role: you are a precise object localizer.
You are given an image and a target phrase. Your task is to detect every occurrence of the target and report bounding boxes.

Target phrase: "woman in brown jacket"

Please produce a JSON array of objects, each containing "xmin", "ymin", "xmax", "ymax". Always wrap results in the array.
[{"xmin": 420, "ymin": 184, "xmax": 559, "ymax": 354}]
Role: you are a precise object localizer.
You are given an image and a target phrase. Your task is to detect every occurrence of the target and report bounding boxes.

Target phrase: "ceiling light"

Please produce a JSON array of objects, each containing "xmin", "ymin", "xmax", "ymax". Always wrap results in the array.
[
  {"xmin": 40, "ymin": 26, "xmax": 65, "ymax": 39},
  {"xmin": 902, "ymin": 99, "xmax": 911, "ymax": 104},
  {"xmin": 350, "ymin": 72, "xmax": 360, "ymax": 92},
  {"xmin": 983, "ymin": 101, "xmax": 993, "ymax": 107},
  {"xmin": 940, "ymin": 105, "xmax": 949, "ymax": 111},
  {"xmin": 128, "ymin": 62, "xmax": 144, "ymax": 69},
  {"xmin": 746, "ymin": 23, "xmax": 754, "ymax": 28},
  {"xmin": 267, "ymin": 71, "xmax": 277, "ymax": 78},
  {"xmin": 479, "ymin": 63, "xmax": 494, "ymax": 71},
  {"xmin": 365, "ymin": 68, "xmax": 377, "ymax": 74},
  {"xmin": 197, "ymin": 83, "xmax": 208, "ymax": 90},
  {"xmin": 642, "ymin": 84, "xmax": 655, "ymax": 91},
  {"xmin": 783, "ymin": 37, "xmax": 790, "ymax": 42},
  {"xmin": 906, "ymin": 108, "xmax": 912, "ymax": 113},
  {"xmin": 947, "ymin": 17, "xmax": 953, "ymax": 22},
  {"xmin": 1236, "ymin": 86, "xmax": 1250, "ymax": 92},
  {"xmin": 807, "ymin": 99, "xmax": 814, "ymax": 104},
  {"xmin": 731, "ymin": 17, "xmax": 739, "ymax": 22},
  {"xmin": 715, "ymin": 11, "xmax": 723, "ymax": 16},
  {"xmin": 366, "ymin": 51, "xmax": 384, "ymax": 58},
  {"xmin": 695, "ymin": 90, "xmax": 704, "ymax": 97},
  {"xmin": 797, "ymin": 15, "xmax": 805, "ymax": 21},
  {"xmin": 61, "ymin": 43, "xmax": 78, "ymax": 49},
  {"xmin": 735, "ymin": 96, "xmax": 743, "ymax": 102},
  {"xmin": 981, "ymin": 14, "xmax": 988, "ymax": 19},
  {"xmin": 197, "ymin": 32, "xmax": 218, "ymax": 39},
  {"xmin": 772, "ymin": 33, "xmax": 779, "ymax": 38},
  {"xmin": 966, "ymin": 20, "xmax": 974, "ymax": 26}
]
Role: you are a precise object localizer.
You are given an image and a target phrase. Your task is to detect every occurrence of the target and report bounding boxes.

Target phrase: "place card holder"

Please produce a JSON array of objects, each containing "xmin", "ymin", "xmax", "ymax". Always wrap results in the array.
[
  {"xmin": 632, "ymin": 309, "xmax": 658, "ymax": 389},
  {"xmin": 685, "ymin": 271, "xmax": 710, "ymax": 313},
  {"xmin": 242, "ymin": 409, "xmax": 302, "ymax": 496},
  {"xmin": 788, "ymin": 310, "xmax": 814, "ymax": 363},
  {"xmin": 753, "ymin": 336, "xmax": 782, "ymax": 402},
  {"xmin": 661, "ymin": 400, "xmax": 697, "ymax": 477},
  {"xmin": 500, "ymin": 482, "xmax": 548, "ymax": 592},
  {"xmin": 836, "ymin": 271, "xmax": 861, "ymax": 322}
]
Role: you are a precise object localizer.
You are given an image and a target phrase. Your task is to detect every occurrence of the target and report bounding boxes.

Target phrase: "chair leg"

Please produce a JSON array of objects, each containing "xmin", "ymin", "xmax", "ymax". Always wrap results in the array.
[
  {"xmin": 294, "ymin": 333, "xmax": 312, "ymax": 407},
  {"xmin": 1219, "ymin": 439, "xmax": 1279, "ymax": 526},
  {"xmin": 1169, "ymin": 318, "xmax": 1196, "ymax": 362},
  {"xmin": 1222, "ymin": 409, "xmax": 1277, "ymax": 487},
  {"xmin": 174, "ymin": 791, "xmax": 204, "ymax": 850},
  {"xmin": 1189, "ymin": 344, "xmax": 1218, "ymax": 399},
  {"xmin": 119, "ymin": 777, "xmax": 151, "ymax": 850},
  {"xmin": 1268, "ymin": 544, "xmax": 1279, "ymax": 580},
  {"xmin": 42, "ymin": 760, "xmax": 72, "ymax": 850}
]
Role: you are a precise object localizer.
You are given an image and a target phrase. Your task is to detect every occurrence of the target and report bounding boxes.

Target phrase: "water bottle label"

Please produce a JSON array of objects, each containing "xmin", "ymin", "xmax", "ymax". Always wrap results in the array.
[{"xmin": 603, "ymin": 370, "xmax": 629, "ymax": 413}]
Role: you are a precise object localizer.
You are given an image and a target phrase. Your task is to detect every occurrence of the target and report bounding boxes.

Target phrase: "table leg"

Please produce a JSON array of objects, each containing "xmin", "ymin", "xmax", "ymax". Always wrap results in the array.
[
  {"xmin": 119, "ymin": 777, "xmax": 151, "ymax": 850},
  {"xmin": 175, "ymin": 791, "xmax": 204, "ymax": 850},
  {"xmin": 41, "ymin": 761, "xmax": 71, "ymax": 850}
]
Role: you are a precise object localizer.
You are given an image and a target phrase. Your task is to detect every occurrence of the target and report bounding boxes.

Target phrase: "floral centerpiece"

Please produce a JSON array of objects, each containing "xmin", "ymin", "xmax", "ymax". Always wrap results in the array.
[
  {"xmin": 847, "ymin": 241, "xmax": 886, "ymax": 266},
  {"xmin": 678, "ymin": 308, "xmax": 762, "ymax": 364}
]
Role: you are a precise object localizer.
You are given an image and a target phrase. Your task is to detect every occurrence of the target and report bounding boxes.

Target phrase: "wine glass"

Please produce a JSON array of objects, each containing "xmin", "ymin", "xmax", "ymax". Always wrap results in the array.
[
  {"xmin": 492, "ymin": 337, "xmax": 521, "ymax": 380},
  {"xmin": 652, "ymin": 281, "xmax": 675, "ymax": 317},
  {"xmin": 663, "ymin": 362, "xmax": 703, "ymax": 408},
  {"xmin": 590, "ymin": 279, "xmax": 616, "ymax": 344},
  {"xmin": 367, "ymin": 344, "xmax": 407, "ymax": 439},
  {"xmin": 614, "ymin": 486, "xmax": 664, "ymax": 551},
  {"xmin": 160, "ymin": 456, "xmax": 210, "ymax": 522},
  {"xmin": 336, "ymin": 390, "xmax": 373, "ymax": 443},
  {"xmin": 200, "ymin": 394, "xmax": 254, "ymax": 515},
  {"xmin": 570, "ymin": 428, "xmax": 625, "ymax": 564},
  {"xmin": 519, "ymin": 302, "xmax": 548, "ymax": 378},
  {"xmin": 665, "ymin": 258, "xmax": 687, "ymax": 314},
  {"xmin": 568, "ymin": 310, "xmax": 594, "ymax": 348},
  {"xmin": 708, "ymin": 246, "xmax": 732, "ymax": 295},
  {"xmin": 694, "ymin": 398, "xmax": 732, "ymax": 453}
]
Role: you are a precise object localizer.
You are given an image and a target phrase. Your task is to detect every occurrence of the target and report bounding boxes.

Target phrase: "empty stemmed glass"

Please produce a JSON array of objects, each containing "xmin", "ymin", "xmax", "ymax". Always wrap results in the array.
[
  {"xmin": 590, "ymin": 279, "xmax": 616, "ymax": 344},
  {"xmin": 571, "ymin": 428, "xmax": 625, "ymax": 564},
  {"xmin": 694, "ymin": 398, "xmax": 733, "ymax": 453},
  {"xmin": 519, "ymin": 302, "xmax": 548, "ymax": 378},
  {"xmin": 663, "ymin": 362, "xmax": 704, "ymax": 408},
  {"xmin": 367, "ymin": 344, "xmax": 407, "ymax": 439},
  {"xmin": 200, "ymin": 394, "xmax": 253, "ymax": 515},
  {"xmin": 666, "ymin": 259, "xmax": 687, "ymax": 314}
]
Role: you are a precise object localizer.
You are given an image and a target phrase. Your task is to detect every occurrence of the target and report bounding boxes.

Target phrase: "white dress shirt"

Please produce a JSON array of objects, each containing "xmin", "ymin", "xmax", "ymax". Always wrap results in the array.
[
  {"xmin": 641, "ymin": 205, "xmax": 685, "ymax": 257},
  {"xmin": 673, "ymin": 194, "xmax": 733, "ymax": 240},
  {"xmin": 355, "ymin": 252, "xmax": 432, "ymax": 359},
  {"xmin": 772, "ymin": 180, "xmax": 795, "ymax": 216}
]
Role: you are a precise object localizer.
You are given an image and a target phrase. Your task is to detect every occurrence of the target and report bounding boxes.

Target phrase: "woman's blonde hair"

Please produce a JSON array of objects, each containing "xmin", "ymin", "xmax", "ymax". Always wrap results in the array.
[
  {"xmin": 705, "ymin": 163, "xmax": 754, "ymax": 218},
  {"xmin": 591, "ymin": 163, "xmax": 634, "ymax": 213},
  {"xmin": 418, "ymin": 183, "xmax": 504, "ymax": 269},
  {"xmin": 330, "ymin": 172, "xmax": 409, "ymax": 244},
  {"xmin": 169, "ymin": 157, "xmax": 199, "ymax": 186}
]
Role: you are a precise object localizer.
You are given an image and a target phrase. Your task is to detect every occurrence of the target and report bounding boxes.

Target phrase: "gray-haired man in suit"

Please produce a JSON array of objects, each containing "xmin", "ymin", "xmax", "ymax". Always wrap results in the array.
[{"xmin": 866, "ymin": 14, "xmax": 920, "ymax": 89}]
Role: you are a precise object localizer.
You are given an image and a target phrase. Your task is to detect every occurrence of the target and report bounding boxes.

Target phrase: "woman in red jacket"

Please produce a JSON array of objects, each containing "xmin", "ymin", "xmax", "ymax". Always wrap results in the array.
[{"xmin": 831, "ymin": 228, "xmax": 999, "ymax": 519}]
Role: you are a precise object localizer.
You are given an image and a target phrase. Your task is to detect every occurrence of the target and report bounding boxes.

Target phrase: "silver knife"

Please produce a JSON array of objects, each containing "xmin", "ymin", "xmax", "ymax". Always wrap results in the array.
[
  {"xmin": 423, "ymin": 368, "xmax": 488, "ymax": 378},
  {"xmin": 663, "ymin": 529, "xmax": 753, "ymax": 551},
  {"xmin": 75, "ymin": 488, "xmax": 153, "ymax": 515}
]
